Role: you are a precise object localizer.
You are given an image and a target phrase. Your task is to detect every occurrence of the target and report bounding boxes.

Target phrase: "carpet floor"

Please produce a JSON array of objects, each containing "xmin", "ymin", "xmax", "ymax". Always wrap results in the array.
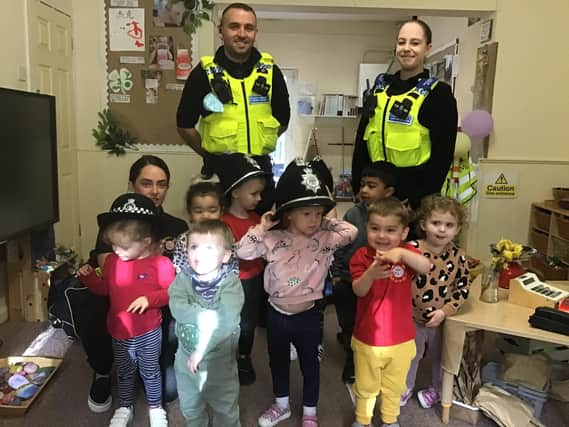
[{"xmin": 0, "ymin": 308, "xmax": 567, "ymax": 427}]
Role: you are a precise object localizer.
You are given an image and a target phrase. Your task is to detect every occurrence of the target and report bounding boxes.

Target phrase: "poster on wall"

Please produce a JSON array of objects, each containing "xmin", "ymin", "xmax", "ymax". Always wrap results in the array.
[
  {"xmin": 108, "ymin": 68, "xmax": 134, "ymax": 104},
  {"xmin": 176, "ymin": 49, "xmax": 192, "ymax": 80},
  {"xmin": 109, "ymin": 8, "xmax": 145, "ymax": 51},
  {"xmin": 483, "ymin": 171, "xmax": 518, "ymax": 198},
  {"xmin": 149, "ymin": 35, "xmax": 175, "ymax": 70},
  {"xmin": 141, "ymin": 70, "xmax": 163, "ymax": 104},
  {"xmin": 153, "ymin": 0, "xmax": 186, "ymax": 27}
]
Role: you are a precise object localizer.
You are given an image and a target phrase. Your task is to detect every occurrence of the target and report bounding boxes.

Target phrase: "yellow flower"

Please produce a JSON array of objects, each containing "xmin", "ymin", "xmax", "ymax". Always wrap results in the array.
[
  {"xmin": 502, "ymin": 250, "xmax": 514, "ymax": 262},
  {"xmin": 512, "ymin": 244, "xmax": 522, "ymax": 258}
]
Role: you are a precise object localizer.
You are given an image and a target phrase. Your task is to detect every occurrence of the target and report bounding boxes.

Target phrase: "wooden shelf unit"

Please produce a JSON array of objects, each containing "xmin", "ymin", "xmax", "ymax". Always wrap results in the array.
[{"xmin": 529, "ymin": 201, "xmax": 569, "ymax": 267}]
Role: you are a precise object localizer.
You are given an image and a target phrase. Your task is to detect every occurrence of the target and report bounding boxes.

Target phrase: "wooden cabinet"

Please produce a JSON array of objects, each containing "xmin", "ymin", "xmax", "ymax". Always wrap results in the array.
[{"xmin": 529, "ymin": 201, "xmax": 569, "ymax": 279}]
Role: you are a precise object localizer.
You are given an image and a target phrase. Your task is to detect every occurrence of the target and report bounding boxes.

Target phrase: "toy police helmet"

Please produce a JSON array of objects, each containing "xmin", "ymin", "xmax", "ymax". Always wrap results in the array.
[
  {"xmin": 215, "ymin": 153, "xmax": 268, "ymax": 196},
  {"xmin": 274, "ymin": 158, "xmax": 335, "ymax": 220}
]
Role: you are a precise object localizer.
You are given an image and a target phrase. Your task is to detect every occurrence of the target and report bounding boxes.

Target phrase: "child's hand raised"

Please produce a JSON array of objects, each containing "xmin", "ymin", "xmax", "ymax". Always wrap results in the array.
[
  {"xmin": 188, "ymin": 351, "xmax": 203, "ymax": 374},
  {"xmin": 126, "ymin": 296, "xmax": 149, "ymax": 314},
  {"xmin": 259, "ymin": 210, "xmax": 279, "ymax": 231},
  {"xmin": 366, "ymin": 250, "xmax": 392, "ymax": 280},
  {"xmin": 376, "ymin": 248, "xmax": 404, "ymax": 265},
  {"xmin": 77, "ymin": 264, "xmax": 94, "ymax": 276}
]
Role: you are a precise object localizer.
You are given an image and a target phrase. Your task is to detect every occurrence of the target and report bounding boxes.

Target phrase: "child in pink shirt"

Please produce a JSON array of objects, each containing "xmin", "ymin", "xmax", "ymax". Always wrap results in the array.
[{"xmin": 237, "ymin": 159, "xmax": 357, "ymax": 427}]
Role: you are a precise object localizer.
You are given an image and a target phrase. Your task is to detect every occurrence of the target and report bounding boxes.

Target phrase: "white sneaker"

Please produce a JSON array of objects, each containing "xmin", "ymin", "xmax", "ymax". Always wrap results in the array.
[
  {"xmin": 109, "ymin": 406, "xmax": 133, "ymax": 427},
  {"xmin": 290, "ymin": 343, "xmax": 298, "ymax": 361},
  {"xmin": 149, "ymin": 407, "xmax": 168, "ymax": 427}
]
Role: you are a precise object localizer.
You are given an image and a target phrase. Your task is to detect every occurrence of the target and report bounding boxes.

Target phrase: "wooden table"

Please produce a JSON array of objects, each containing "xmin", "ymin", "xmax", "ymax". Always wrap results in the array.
[{"xmin": 441, "ymin": 276, "xmax": 569, "ymax": 423}]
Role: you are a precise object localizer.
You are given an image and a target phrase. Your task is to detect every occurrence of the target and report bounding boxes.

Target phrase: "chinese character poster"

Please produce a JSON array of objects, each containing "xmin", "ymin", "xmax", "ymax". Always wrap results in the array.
[{"xmin": 109, "ymin": 8, "xmax": 145, "ymax": 51}]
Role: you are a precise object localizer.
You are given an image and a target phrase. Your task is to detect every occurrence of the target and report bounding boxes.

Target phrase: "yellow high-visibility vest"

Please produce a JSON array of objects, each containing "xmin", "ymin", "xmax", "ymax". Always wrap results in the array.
[
  {"xmin": 364, "ymin": 76, "xmax": 438, "ymax": 167},
  {"xmin": 199, "ymin": 53, "xmax": 280, "ymax": 155}
]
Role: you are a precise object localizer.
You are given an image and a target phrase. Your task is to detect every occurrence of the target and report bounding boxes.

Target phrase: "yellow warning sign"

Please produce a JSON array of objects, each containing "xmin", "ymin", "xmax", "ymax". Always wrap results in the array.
[{"xmin": 485, "ymin": 172, "xmax": 517, "ymax": 198}]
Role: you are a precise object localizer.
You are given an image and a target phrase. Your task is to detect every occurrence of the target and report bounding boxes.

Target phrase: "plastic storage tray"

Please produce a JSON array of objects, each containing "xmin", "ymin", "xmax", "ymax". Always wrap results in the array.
[{"xmin": 481, "ymin": 362, "xmax": 548, "ymax": 417}]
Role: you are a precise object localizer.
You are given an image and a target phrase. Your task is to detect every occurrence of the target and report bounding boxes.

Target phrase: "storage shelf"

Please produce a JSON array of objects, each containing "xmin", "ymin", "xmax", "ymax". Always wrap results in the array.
[{"xmin": 529, "ymin": 202, "xmax": 569, "ymax": 274}]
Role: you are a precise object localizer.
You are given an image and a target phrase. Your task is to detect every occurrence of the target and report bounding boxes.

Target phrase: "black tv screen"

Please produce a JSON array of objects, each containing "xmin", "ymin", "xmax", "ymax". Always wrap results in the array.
[{"xmin": 0, "ymin": 88, "xmax": 59, "ymax": 242}]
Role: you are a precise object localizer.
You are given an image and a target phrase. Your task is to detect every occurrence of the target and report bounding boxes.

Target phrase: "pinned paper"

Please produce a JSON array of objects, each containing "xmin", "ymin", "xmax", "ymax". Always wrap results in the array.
[
  {"xmin": 109, "ymin": 8, "xmax": 145, "ymax": 51},
  {"xmin": 108, "ymin": 68, "xmax": 134, "ymax": 94},
  {"xmin": 111, "ymin": 0, "xmax": 138, "ymax": 6},
  {"xmin": 176, "ymin": 48, "xmax": 191, "ymax": 80},
  {"xmin": 141, "ymin": 70, "xmax": 162, "ymax": 104},
  {"xmin": 120, "ymin": 56, "xmax": 145, "ymax": 64},
  {"xmin": 149, "ymin": 35, "xmax": 175, "ymax": 70}
]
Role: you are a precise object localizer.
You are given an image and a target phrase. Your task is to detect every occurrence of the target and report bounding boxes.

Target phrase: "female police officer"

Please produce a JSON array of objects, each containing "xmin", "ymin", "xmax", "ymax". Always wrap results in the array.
[{"xmin": 352, "ymin": 19, "xmax": 458, "ymax": 210}]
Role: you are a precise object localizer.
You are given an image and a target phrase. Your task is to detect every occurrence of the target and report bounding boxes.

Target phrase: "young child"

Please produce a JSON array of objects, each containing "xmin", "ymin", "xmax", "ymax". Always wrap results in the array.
[
  {"xmin": 168, "ymin": 220, "xmax": 244, "ymax": 426},
  {"xmin": 172, "ymin": 176, "xmax": 224, "ymax": 274},
  {"xmin": 237, "ymin": 159, "xmax": 358, "ymax": 427},
  {"xmin": 217, "ymin": 153, "xmax": 267, "ymax": 386},
  {"xmin": 331, "ymin": 161, "xmax": 398, "ymax": 384},
  {"xmin": 350, "ymin": 197, "xmax": 430, "ymax": 427},
  {"xmin": 78, "ymin": 193, "xmax": 175, "ymax": 427},
  {"xmin": 401, "ymin": 195, "xmax": 470, "ymax": 409}
]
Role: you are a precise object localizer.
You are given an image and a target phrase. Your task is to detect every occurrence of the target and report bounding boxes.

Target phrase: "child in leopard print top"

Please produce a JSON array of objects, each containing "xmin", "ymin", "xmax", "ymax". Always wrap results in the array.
[{"xmin": 401, "ymin": 195, "xmax": 471, "ymax": 410}]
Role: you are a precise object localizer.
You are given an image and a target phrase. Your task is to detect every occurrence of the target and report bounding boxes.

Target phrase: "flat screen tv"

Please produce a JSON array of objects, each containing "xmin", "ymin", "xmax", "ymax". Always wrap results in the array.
[{"xmin": 0, "ymin": 88, "xmax": 59, "ymax": 242}]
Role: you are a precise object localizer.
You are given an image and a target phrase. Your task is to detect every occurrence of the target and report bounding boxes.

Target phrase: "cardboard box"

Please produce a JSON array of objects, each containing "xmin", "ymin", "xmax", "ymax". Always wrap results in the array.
[{"xmin": 450, "ymin": 400, "xmax": 481, "ymax": 425}]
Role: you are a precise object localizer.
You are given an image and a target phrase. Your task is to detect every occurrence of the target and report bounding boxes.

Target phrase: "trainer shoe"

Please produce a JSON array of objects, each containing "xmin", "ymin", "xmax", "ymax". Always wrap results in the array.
[
  {"xmin": 302, "ymin": 414, "xmax": 318, "ymax": 426},
  {"xmin": 342, "ymin": 358, "xmax": 355, "ymax": 384},
  {"xmin": 238, "ymin": 355, "xmax": 256, "ymax": 386},
  {"xmin": 88, "ymin": 373, "xmax": 112, "ymax": 413},
  {"xmin": 417, "ymin": 386, "xmax": 441, "ymax": 409},
  {"xmin": 258, "ymin": 403, "xmax": 291, "ymax": 427},
  {"xmin": 400, "ymin": 388, "xmax": 413, "ymax": 406},
  {"xmin": 109, "ymin": 406, "xmax": 133, "ymax": 427},
  {"xmin": 149, "ymin": 407, "xmax": 168, "ymax": 427}
]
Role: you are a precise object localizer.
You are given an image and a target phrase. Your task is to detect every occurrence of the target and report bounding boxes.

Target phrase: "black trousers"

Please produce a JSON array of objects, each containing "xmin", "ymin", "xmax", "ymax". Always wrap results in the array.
[
  {"xmin": 76, "ymin": 291, "xmax": 179, "ymax": 402},
  {"xmin": 333, "ymin": 279, "xmax": 357, "ymax": 357},
  {"xmin": 239, "ymin": 273, "xmax": 264, "ymax": 356}
]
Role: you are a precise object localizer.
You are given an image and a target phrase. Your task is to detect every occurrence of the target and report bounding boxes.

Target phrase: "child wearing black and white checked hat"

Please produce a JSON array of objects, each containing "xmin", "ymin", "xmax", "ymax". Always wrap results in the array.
[{"xmin": 78, "ymin": 193, "xmax": 175, "ymax": 427}]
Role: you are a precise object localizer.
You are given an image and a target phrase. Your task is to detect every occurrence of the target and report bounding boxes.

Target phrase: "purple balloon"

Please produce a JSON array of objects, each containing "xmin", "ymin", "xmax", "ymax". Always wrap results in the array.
[{"xmin": 461, "ymin": 110, "xmax": 493, "ymax": 139}]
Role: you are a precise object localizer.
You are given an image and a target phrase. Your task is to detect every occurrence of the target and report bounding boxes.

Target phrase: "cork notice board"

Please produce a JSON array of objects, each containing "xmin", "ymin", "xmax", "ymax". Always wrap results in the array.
[{"xmin": 105, "ymin": 0, "xmax": 196, "ymax": 145}]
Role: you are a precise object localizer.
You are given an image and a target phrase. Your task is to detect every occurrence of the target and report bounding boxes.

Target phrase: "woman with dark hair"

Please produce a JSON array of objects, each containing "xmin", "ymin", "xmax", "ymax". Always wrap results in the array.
[
  {"xmin": 352, "ymin": 18, "xmax": 458, "ymax": 212},
  {"xmin": 80, "ymin": 155, "xmax": 188, "ymax": 413}
]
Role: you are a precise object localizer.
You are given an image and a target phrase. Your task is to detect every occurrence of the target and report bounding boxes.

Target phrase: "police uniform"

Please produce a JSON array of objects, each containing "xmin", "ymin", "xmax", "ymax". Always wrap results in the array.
[
  {"xmin": 352, "ymin": 70, "xmax": 458, "ymax": 210},
  {"xmin": 177, "ymin": 46, "xmax": 290, "ymax": 214}
]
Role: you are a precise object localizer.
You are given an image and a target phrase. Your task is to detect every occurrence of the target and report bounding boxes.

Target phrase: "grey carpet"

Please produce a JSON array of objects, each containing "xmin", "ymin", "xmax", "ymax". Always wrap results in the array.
[{"xmin": 0, "ymin": 310, "xmax": 567, "ymax": 426}]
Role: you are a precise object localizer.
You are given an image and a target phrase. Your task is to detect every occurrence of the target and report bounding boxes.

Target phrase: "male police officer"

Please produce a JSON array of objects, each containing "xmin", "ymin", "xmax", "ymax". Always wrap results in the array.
[{"xmin": 177, "ymin": 2, "xmax": 290, "ymax": 213}]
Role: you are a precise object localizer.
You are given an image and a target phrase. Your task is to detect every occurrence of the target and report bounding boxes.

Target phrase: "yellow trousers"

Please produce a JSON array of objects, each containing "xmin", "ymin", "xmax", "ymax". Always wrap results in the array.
[{"xmin": 352, "ymin": 337, "xmax": 416, "ymax": 425}]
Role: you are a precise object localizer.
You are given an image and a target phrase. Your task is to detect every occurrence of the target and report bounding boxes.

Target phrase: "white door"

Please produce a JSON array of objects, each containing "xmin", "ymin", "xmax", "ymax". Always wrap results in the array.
[{"xmin": 27, "ymin": 0, "xmax": 80, "ymax": 252}]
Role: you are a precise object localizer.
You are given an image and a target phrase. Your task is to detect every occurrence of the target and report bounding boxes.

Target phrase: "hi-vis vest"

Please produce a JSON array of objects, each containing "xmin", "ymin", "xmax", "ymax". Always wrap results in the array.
[
  {"xmin": 441, "ymin": 156, "xmax": 477, "ymax": 204},
  {"xmin": 199, "ymin": 53, "xmax": 280, "ymax": 156},
  {"xmin": 363, "ymin": 75, "xmax": 438, "ymax": 167}
]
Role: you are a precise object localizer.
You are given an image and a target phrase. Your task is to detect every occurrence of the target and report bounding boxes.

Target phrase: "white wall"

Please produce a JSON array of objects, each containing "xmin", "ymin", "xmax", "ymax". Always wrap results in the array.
[{"xmin": 0, "ymin": 1, "xmax": 28, "ymax": 91}]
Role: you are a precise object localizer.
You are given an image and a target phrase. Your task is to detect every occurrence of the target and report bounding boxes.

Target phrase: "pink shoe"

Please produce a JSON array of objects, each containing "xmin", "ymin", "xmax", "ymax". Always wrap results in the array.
[
  {"xmin": 400, "ymin": 388, "xmax": 413, "ymax": 406},
  {"xmin": 258, "ymin": 403, "xmax": 291, "ymax": 427},
  {"xmin": 417, "ymin": 386, "xmax": 441, "ymax": 409},
  {"xmin": 302, "ymin": 415, "xmax": 318, "ymax": 426}
]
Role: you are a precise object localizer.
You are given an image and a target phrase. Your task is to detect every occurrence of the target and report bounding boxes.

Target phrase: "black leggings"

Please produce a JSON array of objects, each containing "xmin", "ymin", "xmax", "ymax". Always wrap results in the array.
[{"xmin": 239, "ymin": 273, "xmax": 264, "ymax": 356}]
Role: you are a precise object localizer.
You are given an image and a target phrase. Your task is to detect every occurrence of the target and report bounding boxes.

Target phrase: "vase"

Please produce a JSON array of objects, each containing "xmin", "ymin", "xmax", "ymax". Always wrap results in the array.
[
  {"xmin": 480, "ymin": 266, "xmax": 499, "ymax": 303},
  {"xmin": 498, "ymin": 262, "xmax": 525, "ymax": 289}
]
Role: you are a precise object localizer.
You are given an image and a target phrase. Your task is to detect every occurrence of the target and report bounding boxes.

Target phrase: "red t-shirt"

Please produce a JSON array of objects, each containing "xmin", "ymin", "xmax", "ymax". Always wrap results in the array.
[
  {"xmin": 350, "ymin": 243, "xmax": 420, "ymax": 346},
  {"xmin": 223, "ymin": 211, "xmax": 264, "ymax": 279},
  {"xmin": 82, "ymin": 254, "xmax": 175, "ymax": 340}
]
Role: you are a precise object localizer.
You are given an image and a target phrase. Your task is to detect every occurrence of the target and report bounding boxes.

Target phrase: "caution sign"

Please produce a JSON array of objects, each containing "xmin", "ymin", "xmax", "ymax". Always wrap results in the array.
[{"xmin": 484, "ymin": 172, "xmax": 518, "ymax": 198}]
